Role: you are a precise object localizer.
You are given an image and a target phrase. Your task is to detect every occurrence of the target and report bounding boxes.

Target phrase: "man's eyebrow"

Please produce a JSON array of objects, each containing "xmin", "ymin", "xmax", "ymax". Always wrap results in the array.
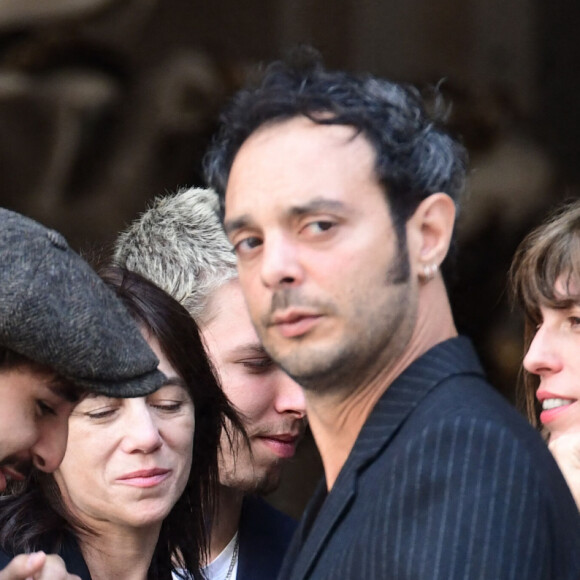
[
  {"xmin": 224, "ymin": 198, "xmax": 346, "ymax": 235},
  {"xmin": 224, "ymin": 215, "xmax": 252, "ymax": 236},
  {"xmin": 286, "ymin": 198, "xmax": 346, "ymax": 217}
]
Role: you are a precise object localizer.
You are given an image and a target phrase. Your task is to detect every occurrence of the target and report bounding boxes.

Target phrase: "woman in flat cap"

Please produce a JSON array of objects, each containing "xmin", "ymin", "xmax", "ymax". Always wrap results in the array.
[{"xmin": 0, "ymin": 267, "xmax": 242, "ymax": 580}]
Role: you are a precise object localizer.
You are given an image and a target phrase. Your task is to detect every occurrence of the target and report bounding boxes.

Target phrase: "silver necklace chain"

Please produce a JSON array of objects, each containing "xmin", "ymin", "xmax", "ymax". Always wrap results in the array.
[{"xmin": 224, "ymin": 535, "xmax": 239, "ymax": 580}]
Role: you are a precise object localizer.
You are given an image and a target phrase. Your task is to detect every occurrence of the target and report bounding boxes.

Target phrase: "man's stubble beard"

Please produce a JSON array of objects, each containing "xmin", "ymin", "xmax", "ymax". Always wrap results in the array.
[
  {"xmin": 275, "ymin": 288, "xmax": 415, "ymax": 395},
  {"xmin": 217, "ymin": 426, "xmax": 284, "ymax": 495}
]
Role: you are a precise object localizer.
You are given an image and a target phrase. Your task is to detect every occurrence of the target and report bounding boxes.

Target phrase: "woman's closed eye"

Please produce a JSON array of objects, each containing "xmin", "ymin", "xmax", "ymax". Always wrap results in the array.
[
  {"xmin": 147, "ymin": 383, "xmax": 192, "ymax": 414},
  {"xmin": 85, "ymin": 406, "xmax": 118, "ymax": 420},
  {"xmin": 73, "ymin": 394, "xmax": 119, "ymax": 420},
  {"xmin": 150, "ymin": 400, "xmax": 186, "ymax": 413}
]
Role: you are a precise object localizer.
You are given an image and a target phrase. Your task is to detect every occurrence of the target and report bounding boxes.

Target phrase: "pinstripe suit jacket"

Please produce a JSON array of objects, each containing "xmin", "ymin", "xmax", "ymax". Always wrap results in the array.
[{"xmin": 278, "ymin": 336, "xmax": 580, "ymax": 580}]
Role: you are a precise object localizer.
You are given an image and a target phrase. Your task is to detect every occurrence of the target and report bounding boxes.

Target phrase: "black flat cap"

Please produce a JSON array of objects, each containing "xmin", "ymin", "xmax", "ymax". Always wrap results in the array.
[{"xmin": 0, "ymin": 208, "xmax": 165, "ymax": 396}]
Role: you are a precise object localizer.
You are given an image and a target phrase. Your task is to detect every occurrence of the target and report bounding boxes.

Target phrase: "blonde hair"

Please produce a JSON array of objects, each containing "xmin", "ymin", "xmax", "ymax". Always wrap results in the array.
[{"xmin": 113, "ymin": 187, "xmax": 237, "ymax": 323}]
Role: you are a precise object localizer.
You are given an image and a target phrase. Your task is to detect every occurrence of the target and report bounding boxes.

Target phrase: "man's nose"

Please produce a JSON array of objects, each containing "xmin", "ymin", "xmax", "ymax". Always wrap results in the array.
[
  {"xmin": 31, "ymin": 418, "xmax": 69, "ymax": 473},
  {"xmin": 260, "ymin": 233, "xmax": 303, "ymax": 290},
  {"xmin": 273, "ymin": 369, "xmax": 307, "ymax": 419}
]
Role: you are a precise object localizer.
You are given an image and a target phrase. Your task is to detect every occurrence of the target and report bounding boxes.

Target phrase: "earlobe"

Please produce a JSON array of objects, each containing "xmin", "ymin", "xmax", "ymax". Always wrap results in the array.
[{"xmin": 408, "ymin": 192, "xmax": 456, "ymax": 272}]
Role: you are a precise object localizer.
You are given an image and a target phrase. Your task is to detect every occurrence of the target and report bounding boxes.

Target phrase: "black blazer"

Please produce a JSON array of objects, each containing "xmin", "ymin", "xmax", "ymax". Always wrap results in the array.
[
  {"xmin": 278, "ymin": 337, "xmax": 580, "ymax": 580},
  {"xmin": 237, "ymin": 495, "xmax": 297, "ymax": 580}
]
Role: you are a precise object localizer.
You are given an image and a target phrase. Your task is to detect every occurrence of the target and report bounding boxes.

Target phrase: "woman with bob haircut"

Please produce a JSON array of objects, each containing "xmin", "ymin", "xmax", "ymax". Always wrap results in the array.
[
  {"xmin": 511, "ymin": 199, "xmax": 580, "ymax": 509},
  {"xmin": 0, "ymin": 266, "xmax": 243, "ymax": 580}
]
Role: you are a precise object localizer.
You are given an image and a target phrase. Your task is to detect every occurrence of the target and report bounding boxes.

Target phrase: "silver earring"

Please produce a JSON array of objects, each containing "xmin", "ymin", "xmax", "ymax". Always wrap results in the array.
[{"xmin": 422, "ymin": 263, "xmax": 438, "ymax": 281}]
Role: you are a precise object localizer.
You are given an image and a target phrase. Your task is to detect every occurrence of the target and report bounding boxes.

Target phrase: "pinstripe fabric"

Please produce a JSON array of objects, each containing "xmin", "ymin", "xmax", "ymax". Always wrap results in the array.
[{"xmin": 278, "ymin": 337, "xmax": 580, "ymax": 580}]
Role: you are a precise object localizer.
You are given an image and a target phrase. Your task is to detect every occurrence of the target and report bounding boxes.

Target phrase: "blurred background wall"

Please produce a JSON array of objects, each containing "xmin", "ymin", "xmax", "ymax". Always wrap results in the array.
[{"xmin": 1, "ymin": 0, "xmax": 578, "ymax": 516}]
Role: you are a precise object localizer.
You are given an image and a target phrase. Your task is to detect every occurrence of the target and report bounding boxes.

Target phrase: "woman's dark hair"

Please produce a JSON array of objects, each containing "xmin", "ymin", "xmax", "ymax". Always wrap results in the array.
[{"xmin": 0, "ymin": 266, "xmax": 244, "ymax": 580}]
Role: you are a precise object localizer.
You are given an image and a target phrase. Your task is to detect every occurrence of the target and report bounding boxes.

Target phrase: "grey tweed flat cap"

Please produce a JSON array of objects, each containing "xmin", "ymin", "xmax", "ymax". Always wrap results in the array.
[{"xmin": 0, "ymin": 208, "xmax": 165, "ymax": 396}]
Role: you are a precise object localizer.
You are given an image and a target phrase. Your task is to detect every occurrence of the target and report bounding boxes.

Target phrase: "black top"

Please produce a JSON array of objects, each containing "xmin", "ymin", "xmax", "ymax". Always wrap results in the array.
[
  {"xmin": 0, "ymin": 497, "xmax": 297, "ymax": 580},
  {"xmin": 0, "ymin": 534, "xmax": 91, "ymax": 580},
  {"xmin": 237, "ymin": 495, "xmax": 297, "ymax": 580}
]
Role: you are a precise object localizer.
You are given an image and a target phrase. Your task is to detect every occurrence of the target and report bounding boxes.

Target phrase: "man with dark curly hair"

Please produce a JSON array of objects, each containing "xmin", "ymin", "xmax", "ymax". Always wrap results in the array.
[{"xmin": 204, "ymin": 47, "xmax": 580, "ymax": 580}]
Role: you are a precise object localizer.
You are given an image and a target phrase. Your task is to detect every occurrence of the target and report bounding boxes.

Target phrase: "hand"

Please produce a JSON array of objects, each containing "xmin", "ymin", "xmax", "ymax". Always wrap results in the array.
[
  {"xmin": 548, "ymin": 433, "xmax": 580, "ymax": 510},
  {"xmin": 0, "ymin": 552, "xmax": 81, "ymax": 580}
]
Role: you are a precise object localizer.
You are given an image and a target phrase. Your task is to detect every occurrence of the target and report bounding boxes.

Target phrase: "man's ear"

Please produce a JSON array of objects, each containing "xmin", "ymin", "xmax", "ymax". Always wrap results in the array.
[{"xmin": 406, "ymin": 193, "xmax": 456, "ymax": 268}]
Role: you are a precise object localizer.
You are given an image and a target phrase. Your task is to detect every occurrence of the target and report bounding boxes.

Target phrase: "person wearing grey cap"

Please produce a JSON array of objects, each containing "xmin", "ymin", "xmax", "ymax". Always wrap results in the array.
[
  {"xmin": 0, "ymin": 266, "xmax": 241, "ymax": 580},
  {"xmin": 0, "ymin": 208, "xmax": 166, "ymax": 580}
]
